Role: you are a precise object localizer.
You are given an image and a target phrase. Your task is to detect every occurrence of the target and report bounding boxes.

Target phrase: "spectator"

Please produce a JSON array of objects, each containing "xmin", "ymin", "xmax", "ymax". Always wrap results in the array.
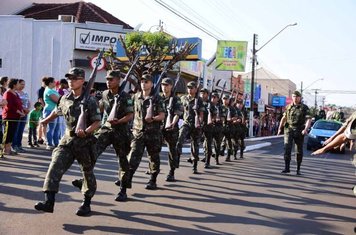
[
  {"xmin": 57, "ymin": 79, "xmax": 69, "ymax": 139},
  {"xmin": 253, "ymin": 115, "xmax": 259, "ymax": 137},
  {"xmin": 37, "ymin": 77, "xmax": 47, "ymax": 145},
  {"xmin": 28, "ymin": 102, "xmax": 42, "ymax": 148},
  {"xmin": 0, "ymin": 76, "xmax": 9, "ymax": 144},
  {"xmin": 2, "ymin": 79, "xmax": 25, "ymax": 156},
  {"xmin": 12, "ymin": 79, "xmax": 30, "ymax": 152},
  {"xmin": 43, "ymin": 77, "xmax": 60, "ymax": 150}
]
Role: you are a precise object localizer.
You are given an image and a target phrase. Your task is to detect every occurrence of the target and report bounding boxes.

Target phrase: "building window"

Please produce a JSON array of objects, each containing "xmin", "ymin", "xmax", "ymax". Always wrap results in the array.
[{"xmin": 0, "ymin": 58, "xmax": 2, "ymax": 68}]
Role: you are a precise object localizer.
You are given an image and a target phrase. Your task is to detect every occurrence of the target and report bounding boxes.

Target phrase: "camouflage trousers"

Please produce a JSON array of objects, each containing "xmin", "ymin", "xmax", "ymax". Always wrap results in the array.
[
  {"xmin": 126, "ymin": 129, "xmax": 162, "ymax": 184},
  {"xmin": 221, "ymin": 125, "xmax": 235, "ymax": 155},
  {"xmin": 162, "ymin": 128, "xmax": 179, "ymax": 170},
  {"xmin": 95, "ymin": 126, "xmax": 132, "ymax": 188},
  {"xmin": 232, "ymin": 125, "xmax": 246, "ymax": 155},
  {"xmin": 202, "ymin": 125, "xmax": 214, "ymax": 159},
  {"xmin": 43, "ymin": 135, "xmax": 97, "ymax": 198},
  {"xmin": 284, "ymin": 128, "xmax": 305, "ymax": 163},
  {"xmin": 212, "ymin": 124, "xmax": 223, "ymax": 157},
  {"xmin": 177, "ymin": 124, "xmax": 202, "ymax": 162}
]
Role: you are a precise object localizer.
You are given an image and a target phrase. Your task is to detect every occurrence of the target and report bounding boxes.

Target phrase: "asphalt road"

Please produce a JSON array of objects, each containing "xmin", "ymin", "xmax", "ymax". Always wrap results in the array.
[{"xmin": 0, "ymin": 137, "xmax": 355, "ymax": 235}]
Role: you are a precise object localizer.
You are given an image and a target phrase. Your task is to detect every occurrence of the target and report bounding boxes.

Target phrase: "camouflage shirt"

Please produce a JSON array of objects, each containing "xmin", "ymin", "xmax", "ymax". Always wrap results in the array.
[
  {"xmin": 132, "ymin": 92, "xmax": 165, "ymax": 132},
  {"xmin": 100, "ymin": 90, "xmax": 134, "ymax": 129},
  {"xmin": 55, "ymin": 92, "xmax": 101, "ymax": 134},
  {"xmin": 180, "ymin": 95, "xmax": 204, "ymax": 126},
  {"xmin": 162, "ymin": 94, "xmax": 183, "ymax": 128},
  {"xmin": 283, "ymin": 103, "xmax": 311, "ymax": 129}
]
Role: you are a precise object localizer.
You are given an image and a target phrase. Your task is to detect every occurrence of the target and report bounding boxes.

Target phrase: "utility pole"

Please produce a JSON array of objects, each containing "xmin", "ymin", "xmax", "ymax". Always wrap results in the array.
[
  {"xmin": 314, "ymin": 89, "xmax": 318, "ymax": 109},
  {"xmin": 248, "ymin": 23, "xmax": 297, "ymax": 137},
  {"xmin": 248, "ymin": 34, "xmax": 257, "ymax": 137}
]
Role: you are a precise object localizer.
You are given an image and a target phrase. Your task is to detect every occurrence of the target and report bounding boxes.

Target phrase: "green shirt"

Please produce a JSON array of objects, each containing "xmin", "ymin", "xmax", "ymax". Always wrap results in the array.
[{"xmin": 28, "ymin": 109, "xmax": 42, "ymax": 128}]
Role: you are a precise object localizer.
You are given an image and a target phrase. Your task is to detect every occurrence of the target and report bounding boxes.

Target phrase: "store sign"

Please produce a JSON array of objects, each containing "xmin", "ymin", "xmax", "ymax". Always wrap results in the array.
[
  {"xmin": 75, "ymin": 28, "xmax": 125, "ymax": 52},
  {"xmin": 272, "ymin": 96, "xmax": 287, "ymax": 107}
]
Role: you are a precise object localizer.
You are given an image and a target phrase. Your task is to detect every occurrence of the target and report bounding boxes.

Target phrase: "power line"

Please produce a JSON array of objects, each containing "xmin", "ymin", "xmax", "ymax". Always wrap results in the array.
[{"xmin": 152, "ymin": 0, "xmax": 221, "ymax": 40}]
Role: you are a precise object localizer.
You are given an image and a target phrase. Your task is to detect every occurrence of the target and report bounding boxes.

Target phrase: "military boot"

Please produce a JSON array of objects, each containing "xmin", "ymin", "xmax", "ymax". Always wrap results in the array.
[
  {"xmin": 193, "ymin": 160, "xmax": 198, "ymax": 174},
  {"xmin": 240, "ymin": 150, "xmax": 244, "ymax": 159},
  {"xmin": 233, "ymin": 149, "xmax": 238, "ymax": 160},
  {"xmin": 204, "ymin": 155, "xmax": 211, "ymax": 168},
  {"xmin": 281, "ymin": 159, "xmax": 291, "ymax": 173},
  {"xmin": 296, "ymin": 161, "xmax": 302, "ymax": 175},
  {"xmin": 225, "ymin": 150, "xmax": 232, "ymax": 162},
  {"xmin": 76, "ymin": 195, "xmax": 91, "ymax": 216},
  {"xmin": 72, "ymin": 178, "xmax": 83, "ymax": 190},
  {"xmin": 145, "ymin": 173, "xmax": 158, "ymax": 190},
  {"xmin": 215, "ymin": 154, "xmax": 221, "ymax": 165},
  {"xmin": 166, "ymin": 169, "xmax": 175, "ymax": 182},
  {"xmin": 115, "ymin": 187, "xmax": 128, "ymax": 202},
  {"xmin": 34, "ymin": 191, "xmax": 55, "ymax": 213}
]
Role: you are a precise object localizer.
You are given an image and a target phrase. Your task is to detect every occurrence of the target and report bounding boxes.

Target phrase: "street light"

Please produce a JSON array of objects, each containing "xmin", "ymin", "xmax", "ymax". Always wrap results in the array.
[
  {"xmin": 300, "ymin": 78, "xmax": 324, "ymax": 97},
  {"xmin": 249, "ymin": 23, "xmax": 297, "ymax": 137}
]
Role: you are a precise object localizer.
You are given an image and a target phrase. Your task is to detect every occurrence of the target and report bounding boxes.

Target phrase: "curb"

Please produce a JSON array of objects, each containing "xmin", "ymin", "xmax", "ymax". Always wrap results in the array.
[{"xmin": 162, "ymin": 142, "xmax": 272, "ymax": 154}]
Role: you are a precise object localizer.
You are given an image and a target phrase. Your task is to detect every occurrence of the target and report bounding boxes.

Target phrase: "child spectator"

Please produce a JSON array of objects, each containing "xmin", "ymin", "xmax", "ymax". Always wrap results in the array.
[{"xmin": 28, "ymin": 102, "xmax": 42, "ymax": 148}]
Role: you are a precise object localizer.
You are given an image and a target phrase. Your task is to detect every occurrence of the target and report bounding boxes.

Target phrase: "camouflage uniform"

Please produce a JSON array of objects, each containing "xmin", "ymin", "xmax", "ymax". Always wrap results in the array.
[
  {"xmin": 212, "ymin": 102, "xmax": 223, "ymax": 164},
  {"xmin": 232, "ymin": 106, "xmax": 246, "ymax": 159},
  {"xmin": 221, "ymin": 101, "xmax": 236, "ymax": 161},
  {"xmin": 177, "ymin": 94, "xmax": 204, "ymax": 172},
  {"xmin": 282, "ymin": 102, "xmax": 311, "ymax": 172},
  {"xmin": 162, "ymin": 94, "xmax": 182, "ymax": 173},
  {"xmin": 126, "ymin": 92, "xmax": 165, "ymax": 186},
  {"xmin": 43, "ymin": 93, "xmax": 101, "ymax": 198},
  {"xmin": 201, "ymin": 98, "xmax": 216, "ymax": 167},
  {"xmin": 95, "ymin": 89, "xmax": 133, "ymax": 188}
]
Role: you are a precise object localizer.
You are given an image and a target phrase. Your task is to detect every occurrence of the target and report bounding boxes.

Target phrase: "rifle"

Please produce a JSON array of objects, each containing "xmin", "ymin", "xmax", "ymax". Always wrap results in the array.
[
  {"xmin": 75, "ymin": 48, "xmax": 104, "ymax": 134},
  {"xmin": 206, "ymin": 77, "xmax": 215, "ymax": 125},
  {"xmin": 107, "ymin": 54, "xmax": 140, "ymax": 121},
  {"xmin": 192, "ymin": 79, "xmax": 202, "ymax": 128},
  {"xmin": 165, "ymin": 72, "xmax": 181, "ymax": 129},
  {"xmin": 144, "ymin": 62, "xmax": 170, "ymax": 121},
  {"xmin": 217, "ymin": 80, "xmax": 227, "ymax": 122}
]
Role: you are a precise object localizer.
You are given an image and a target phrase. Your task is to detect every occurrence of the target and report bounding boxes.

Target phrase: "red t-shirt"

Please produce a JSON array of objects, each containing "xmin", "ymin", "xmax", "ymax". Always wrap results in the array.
[{"xmin": 2, "ymin": 90, "xmax": 23, "ymax": 120}]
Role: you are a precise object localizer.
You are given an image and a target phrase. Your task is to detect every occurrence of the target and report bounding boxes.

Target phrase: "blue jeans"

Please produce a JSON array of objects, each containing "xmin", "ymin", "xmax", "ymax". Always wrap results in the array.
[
  {"xmin": 12, "ymin": 115, "xmax": 28, "ymax": 148},
  {"xmin": 44, "ymin": 109, "xmax": 59, "ymax": 146}
]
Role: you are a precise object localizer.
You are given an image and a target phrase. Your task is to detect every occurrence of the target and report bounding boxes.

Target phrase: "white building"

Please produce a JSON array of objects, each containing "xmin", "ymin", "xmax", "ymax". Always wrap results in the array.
[{"xmin": 0, "ymin": 2, "xmax": 133, "ymax": 105}]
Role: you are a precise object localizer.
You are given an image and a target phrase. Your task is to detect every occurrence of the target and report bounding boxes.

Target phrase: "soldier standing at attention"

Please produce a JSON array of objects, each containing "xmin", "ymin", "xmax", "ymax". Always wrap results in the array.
[
  {"xmin": 161, "ymin": 77, "xmax": 182, "ymax": 182},
  {"xmin": 277, "ymin": 90, "xmax": 311, "ymax": 175},
  {"xmin": 176, "ymin": 81, "xmax": 204, "ymax": 174},
  {"xmin": 71, "ymin": 70, "xmax": 134, "ymax": 202},
  {"xmin": 125, "ymin": 73, "xmax": 165, "ymax": 193},
  {"xmin": 34, "ymin": 68, "xmax": 101, "ymax": 216}
]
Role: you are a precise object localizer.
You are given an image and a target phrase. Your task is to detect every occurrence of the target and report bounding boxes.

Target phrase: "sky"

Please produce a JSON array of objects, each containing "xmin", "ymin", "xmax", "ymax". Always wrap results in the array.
[{"xmin": 27, "ymin": 0, "xmax": 356, "ymax": 106}]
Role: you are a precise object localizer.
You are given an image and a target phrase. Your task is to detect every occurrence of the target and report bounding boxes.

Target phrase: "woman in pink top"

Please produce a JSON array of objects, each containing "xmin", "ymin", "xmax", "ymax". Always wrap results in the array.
[{"xmin": 1, "ymin": 79, "xmax": 25, "ymax": 156}]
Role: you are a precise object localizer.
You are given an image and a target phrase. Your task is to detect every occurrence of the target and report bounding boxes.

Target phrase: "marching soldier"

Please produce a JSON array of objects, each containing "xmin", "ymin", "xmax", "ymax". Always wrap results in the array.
[
  {"xmin": 221, "ymin": 94, "xmax": 236, "ymax": 162},
  {"xmin": 176, "ymin": 81, "xmax": 204, "ymax": 174},
  {"xmin": 200, "ymin": 88, "xmax": 215, "ymax": 168},
  {"xmin": 233, "ymin": 102, "xmax": 246, "ymax": 159},
  {"xmin": 34, "ymin": 67, "xmax": 101, "ymax": 216},
  {"xmin": 71, "ymin": 70, "xmax": 134, "ymax": 202},
  {"xmin": 277, "ymin": 90, "xmax": 311, "ymax": 175},
  {"xmin": 124, "ymin": 73, "xmax": 165, "ymax": 195},
  {"xmin": 210, "ymin": 92, "xmax": 223, "ymax": 165},
  {"xmin": 161, "ymin": 77, "xmax": 182, "ymax": 182}
]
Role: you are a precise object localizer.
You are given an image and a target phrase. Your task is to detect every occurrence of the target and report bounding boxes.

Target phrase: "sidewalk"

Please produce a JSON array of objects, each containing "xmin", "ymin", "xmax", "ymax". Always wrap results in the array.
[{"xmin": 175, "ymin": 135, "xmax": 281, "ymax": 154}]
